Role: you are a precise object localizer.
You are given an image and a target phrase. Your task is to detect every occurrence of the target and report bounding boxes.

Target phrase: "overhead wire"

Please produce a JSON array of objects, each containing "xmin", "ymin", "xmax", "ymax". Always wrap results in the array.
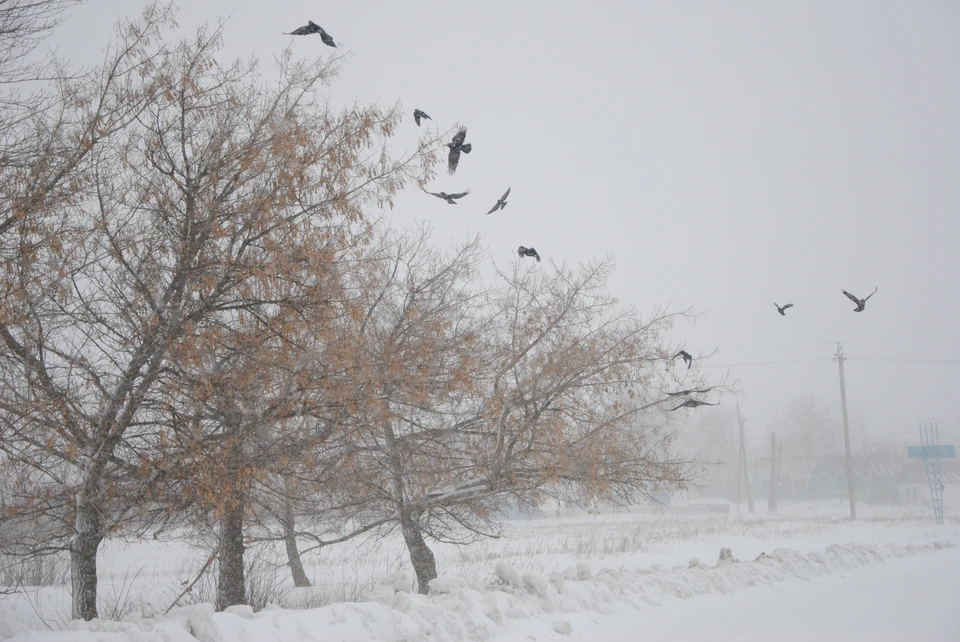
[{"xmin": 701, "ymin": 357, "xmax": 833, "ymax": 368}]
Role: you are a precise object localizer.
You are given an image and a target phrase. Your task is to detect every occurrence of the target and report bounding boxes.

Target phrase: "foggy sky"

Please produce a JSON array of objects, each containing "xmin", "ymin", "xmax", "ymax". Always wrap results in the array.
[{"xmin": 50, "ymin": 1, "xmax": 960, "ymax": 450}]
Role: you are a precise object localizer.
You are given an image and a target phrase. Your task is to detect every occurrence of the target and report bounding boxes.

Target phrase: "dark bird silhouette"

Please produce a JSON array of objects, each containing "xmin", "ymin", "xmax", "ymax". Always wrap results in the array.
[
  {"xmin": 413, "ymin": 109, "xmax": 431, "ymax": 127},
  {"xmin": 446, "ymin": 127, "xmax": 472, "ymax": 175},
  {"xmin": 673, "ymin": 350, "xmax": 693, "ymax": 369},
  {"xmin": 486, "ymin": 187, "xmax": 511, "ymax": 215},
  {"xmin": 423, "ymin": 187, "xmax": 470, "ymax": 204},
  {"xmin": 666, "ymin": 387, "xmax": 714, "ymax": 397},
  {"xmin": 670, "ymin": 398, "xmax": 719, "ymax": 411},
  {"xmin": 284, "ymin": 21, "xmax": 336, "ymax": 47},
  {"xmin": 775, "ymin": 302, "xmax": 794, "ymax": 316},
  {"xmin": 842, "ymin": 287, "xmax": 877, "ymax": 312},
  {"xmin": 517, "ymin": 246, "xmax": 541, "ymax": 262}
]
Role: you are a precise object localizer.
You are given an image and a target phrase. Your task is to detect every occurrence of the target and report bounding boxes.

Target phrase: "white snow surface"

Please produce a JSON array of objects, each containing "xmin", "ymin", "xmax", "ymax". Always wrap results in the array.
[{"xmin": 1, "ymin": 540, "xmax": 954, "ymax": 642}]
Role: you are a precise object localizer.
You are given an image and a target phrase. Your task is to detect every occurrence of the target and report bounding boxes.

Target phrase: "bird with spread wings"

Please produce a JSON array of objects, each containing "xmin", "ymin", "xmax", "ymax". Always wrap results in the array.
[
  {"xmin": 842, "ymin": 287, "xmax": 877, "ymax": 312},
  {"xmin": 670, "ymin": 399, "xmax": 719, "ymax": 411},
  {"xmin": 284, "ymin": 21, "xmax": 336, "ymax": 47},
  {"xmin": 446, "ymin": 127, "xmax": 472, "ymax": 175},
  {"xmin": 413, "ymin": 109, "xmax": 431, "ymax": 126},
  {"xmin": 486, "ymin": 187, "xmax": 511, "ymax": 214},
  {"xmin": 423, "ymin": 187, "xmax": 470, "ymax": 204},
  {"xmin": 517, "ymin": 246, "xmax": 541, "ymax": 262},
  {"xmin": 666, "ymin": 387, "xmax": 714, "ymax": 397},
  {"xmin": 775, "ymin": 302, "xmax": 794, "ymax": 316}
]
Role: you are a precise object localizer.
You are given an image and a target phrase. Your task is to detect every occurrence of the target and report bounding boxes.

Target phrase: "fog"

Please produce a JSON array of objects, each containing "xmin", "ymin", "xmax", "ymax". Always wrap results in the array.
[{"xmin": 52, "ymin": 0, "xmax": 960, "ymax": 448}]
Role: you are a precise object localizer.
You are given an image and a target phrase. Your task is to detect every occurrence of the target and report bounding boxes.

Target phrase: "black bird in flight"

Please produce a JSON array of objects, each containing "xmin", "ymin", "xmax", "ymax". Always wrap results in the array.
[
  {"xmin": 666, "ymin": 387, "xmax": 714, "ymax": 397},
  {"xmin": 284, "ymin": 21, "xmax": 336, "ymax": 47},
  {"xmin": 842, "ymin": 287, "xmax": 877, "ymax": 313},
  {"xmin": 413, "ymin": 109, "xmax": 431, "ymax": 127},
  {"xmin": 486, "ymin": 187, "xmax": 511, "ymax": 215},
  {"xmin": 423, "ymin": 187, "xmax": 470, "ymax": 204},
  {"xmin": 517, "ymin": 246, "xmax": 541, "ymax": 262},
  {"xmin": 446, "ymin": 127, "xmax": 472, "ymax": 175},
  {"xmin": 670, "ymin": 399, "xmax": 719, "ymax": 411},
  {"xmin": 673, "ymin": 350, "xmax": 693, "ymax": 369},
  {"xmin": 775, "ymin": 302, "xmax": 794, "ymax": 316}
]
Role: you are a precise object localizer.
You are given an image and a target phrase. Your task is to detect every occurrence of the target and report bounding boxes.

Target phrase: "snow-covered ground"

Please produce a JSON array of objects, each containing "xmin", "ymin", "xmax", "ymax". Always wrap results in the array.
[
  {"xmin": 490, "ymin": 545, "xmax": 960, "ymax": 642},
  {"xmin": 1, "ymin": 500, "xmax": 958, "ymax": 641}
]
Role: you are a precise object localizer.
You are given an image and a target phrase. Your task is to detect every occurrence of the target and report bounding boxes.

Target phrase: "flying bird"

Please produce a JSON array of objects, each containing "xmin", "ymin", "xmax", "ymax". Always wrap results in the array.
[
  {"xmin": 775, "ymin": 302, "xmax": 794, "ymax": 316},
  {"xmin": 670, "ymin": 399, "xmax": 720, "ymax": 411},
  {"xmin": 284, "ymin": 21, "xmax": 336, "ymax": 47},
  {"xmin": 413, "ymin": 109, "xmax": 431, "ymax": 127},
  {"xmin": 423, "ymin": 187, "xmax": 470, "ymax": 204},
  {"xmin": 665, "ymin": 387, "xmax": 714, "ymax": 397},
  {"xmin": 673, "ymin": 350, "xmax": 693, "ymax": 369},
  {"xmin": 842, "ymin": 287, "xmax": 878, "ymax": 312},
  {"xmin": 517, "ymin": 246, "xmax": 541, "ymax": 262},
  {"xmin": 446, "ymin": 127, "xmax": 472, "ymax": 175},
  {"xmin": 486, "ymin": 187, "xmax": 511, "ymax": 215}
]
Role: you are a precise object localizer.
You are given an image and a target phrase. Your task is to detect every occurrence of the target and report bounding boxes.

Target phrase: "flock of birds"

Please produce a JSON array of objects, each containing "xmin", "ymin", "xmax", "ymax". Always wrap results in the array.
[
  {"xmin": 416, "ymin": 121, "xmax": 539, "ymax": 261},
  {"xmin": 283, "ymin": 21, "xmax": 542, "ymax": 265},
  {"xmin": 665, "ymin": 287, "xmax": 879, "ymax": 410},
  {"xmin": 284, "ymin": 21, "xmax": 879, "ymax": 413}
]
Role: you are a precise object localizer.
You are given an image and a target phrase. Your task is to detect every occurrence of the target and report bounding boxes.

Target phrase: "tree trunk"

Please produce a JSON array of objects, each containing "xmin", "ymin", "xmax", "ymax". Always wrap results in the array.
[
  {"xmin": 70, "ymin": 498, "xmax": 103, "ymax": 621},
  {"xmin": 281, "ymin": 497, "xmax": 311, "ymax": 587},
  {"xmin": 216, "ymin": 504, "xmax": 246, "ymax": 611},
  {"xmin": 399, "ymin": 510, "xmax": 437, "ymax": 594}
]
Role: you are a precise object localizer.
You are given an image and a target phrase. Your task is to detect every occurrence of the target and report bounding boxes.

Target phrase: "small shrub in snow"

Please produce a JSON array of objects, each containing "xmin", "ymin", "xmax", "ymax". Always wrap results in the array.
[
  {"xmin": 428, "ymin": 576, "xmax": 468, "ymax": 595},
  {"xmin": 364, "ymin": 586, "xmax": 397, "ymax": 606},
  {"xmin": 576, "ymin": 562, "xmax": 592, "ymax": 580},
  {"xmin": 392, "ymin": 590, "xmax": 413, "ymax": 612},
  {"xmin": 378, "ymin": 571, "xmax": 414, "ymax": 593},
  {"xmin": 223, "ymin": 604, "xmax": 254, "ymax": 619},
  {"xmin": 688, "ymin": 556, "xmax": 702, "ymax": 568},
  {"xmin": 494, "ymin": 561, "xmax": 522, "ymax": 587},
  {"xmin": 553, "ymin": 620, "xmax": 573, "ymax": 635},
  {"xmin": 717, "ymin": 547, "xmax": 738, "ymax": 565},
  {"xmin": 521, "ymin": 572, "xmax": 548, "ymax": 597}
]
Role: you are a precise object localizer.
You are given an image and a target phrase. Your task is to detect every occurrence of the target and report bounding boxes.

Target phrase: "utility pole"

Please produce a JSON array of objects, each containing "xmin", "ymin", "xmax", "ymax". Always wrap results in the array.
[
  {"xmin": 736, "ymin": 402, "xmax": 754, "ymax": 513},
  {"xmin": 736, "ymin": 424, "xmax": 742, "ymax": 513},
  {"xmin": 768, "ymin": 432, "xmax": 778, "ymax": 512},
  {"xmin": 835, "ymin": 343, "xmax": 857, "ymax": 519}
]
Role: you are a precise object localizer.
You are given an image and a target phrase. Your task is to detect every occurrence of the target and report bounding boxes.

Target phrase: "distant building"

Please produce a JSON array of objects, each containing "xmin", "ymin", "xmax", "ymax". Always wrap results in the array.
[
  {"xmin": 895, "ymin": 459, "xmax": 960, "ymax": 508},
  {"xmin": 751, "ymin": 452, "xmax": 960, "ymax": 508}
]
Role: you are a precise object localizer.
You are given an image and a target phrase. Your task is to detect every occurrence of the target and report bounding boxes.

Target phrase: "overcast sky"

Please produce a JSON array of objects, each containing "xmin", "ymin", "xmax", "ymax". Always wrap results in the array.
[{"xmin": 51, "ymin": 1, "xmax": 960, "ymax": 452}]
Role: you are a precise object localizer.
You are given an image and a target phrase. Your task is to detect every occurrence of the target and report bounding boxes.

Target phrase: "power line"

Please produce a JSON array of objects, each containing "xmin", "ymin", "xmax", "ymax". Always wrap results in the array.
[
  {"xmin": 720, "ymin": 341, "xmax": 960, "ymax": 351},
  {"xmin": 844, "ymin": 342, "xmax": 960, "ymax": 349},
  {"xmin": 701, "ymin": 357, "xmax": 833, "ymax": 368},
  {"xmin": 721, "ymin": 342, "xmax": 837, "ymax": 350},
  {"xmin": 847, "ymin": 357, "xmax": 960, "ymax": 364}
]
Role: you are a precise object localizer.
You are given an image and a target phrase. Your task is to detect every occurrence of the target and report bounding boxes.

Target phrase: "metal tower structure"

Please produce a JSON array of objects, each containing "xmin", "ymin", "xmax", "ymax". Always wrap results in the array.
[{"xmin": 919, "ymin": 423, "xmax": 945, "ymax": 525}]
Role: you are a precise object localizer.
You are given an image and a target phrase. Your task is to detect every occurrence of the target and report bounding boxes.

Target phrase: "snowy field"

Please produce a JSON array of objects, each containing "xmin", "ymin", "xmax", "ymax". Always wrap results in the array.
[{"xmin": 1, "ymin": 500, "xmax": 958, "ymax": 641}]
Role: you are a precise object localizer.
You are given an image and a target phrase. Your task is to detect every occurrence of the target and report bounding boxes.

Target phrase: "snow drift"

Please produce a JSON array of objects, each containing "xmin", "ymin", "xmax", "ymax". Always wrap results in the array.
[{"xmin": 0, "ymin": 541, "xmax": 951, "ymax": 642}]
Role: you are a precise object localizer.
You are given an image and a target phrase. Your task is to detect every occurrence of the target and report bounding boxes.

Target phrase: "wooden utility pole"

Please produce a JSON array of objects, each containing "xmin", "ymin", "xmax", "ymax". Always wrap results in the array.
[
  {"xmin": 736, "ymin": 402, "xmax": 754, "ymax": 513},
  {"xmin": 835, "ymin": 343, "xmax": 857, "ymax": 519},
  {"xmin": 768, "ymin": 432, "xmax": 778, "ymax": 512},
  {"xmin": 736, "ymin": 427, "xmax": 742, "ymax": 513}
]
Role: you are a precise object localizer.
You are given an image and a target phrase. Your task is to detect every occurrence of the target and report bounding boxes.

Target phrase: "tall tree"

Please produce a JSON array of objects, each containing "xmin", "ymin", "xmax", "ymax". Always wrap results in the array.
[
  {"xmin": 782, "ymin": 392, "xmax": 840, "ymax": 461},
  {"xmin": 0, "ymin": 3, "xmax": 441, "ymax": 619},
  {"xmin": 329, "ymin": 235, "xmax": 705, "ymax": 592}
]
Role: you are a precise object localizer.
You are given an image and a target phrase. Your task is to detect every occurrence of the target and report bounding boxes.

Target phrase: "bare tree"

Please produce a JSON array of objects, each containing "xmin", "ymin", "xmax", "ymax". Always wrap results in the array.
[
  {"xmin": 0, "ymin": 3, "xmax": 441, "ymax": 620},
  {"xmin": 782, "ymin": 392, "xmax": 840, "ymax": 461},
  {"xmin": 0, "ymin": 0, "xmax": 85, "ymax": 174},
  {"xmin": 325, "ymin": 234, "xmax": 708, "ymax": 592}
]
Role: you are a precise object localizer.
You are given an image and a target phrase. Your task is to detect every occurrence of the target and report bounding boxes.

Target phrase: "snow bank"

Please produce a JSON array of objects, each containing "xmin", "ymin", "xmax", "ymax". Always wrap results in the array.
[{"xmin": 1, "ymin": 541, "xmax": 951, "ymax": 642}]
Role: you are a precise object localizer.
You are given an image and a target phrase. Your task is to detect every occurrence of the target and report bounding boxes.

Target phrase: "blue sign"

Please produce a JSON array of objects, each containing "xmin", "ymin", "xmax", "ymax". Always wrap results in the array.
[{"xmin": 908, "ymin": 445, "xmax": 956, "ymax": 459}]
